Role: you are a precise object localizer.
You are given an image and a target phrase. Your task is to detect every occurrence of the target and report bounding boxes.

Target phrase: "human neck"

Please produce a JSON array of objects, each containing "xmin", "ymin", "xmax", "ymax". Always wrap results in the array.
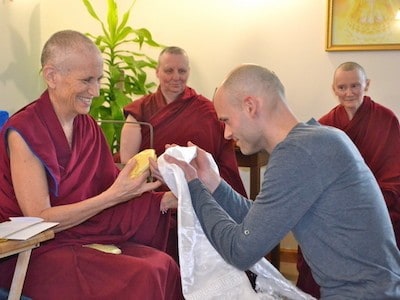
[
  {"xmin": 160, "ymin": 88, "xmax": 182, "ymax": 104},
  {"xmin": 49, "ymin": 96, "xmax": 75, "ymax": 148},
  {"xmin": 264, "ymin": 109, "xmax": 299, "ymax": 154}
]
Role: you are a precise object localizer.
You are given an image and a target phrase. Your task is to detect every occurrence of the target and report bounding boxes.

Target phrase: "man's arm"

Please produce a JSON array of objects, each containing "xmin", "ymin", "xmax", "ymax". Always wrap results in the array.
[{"xmin": 188, "ymin": 145, "xmax": 322, "ymax": 271}]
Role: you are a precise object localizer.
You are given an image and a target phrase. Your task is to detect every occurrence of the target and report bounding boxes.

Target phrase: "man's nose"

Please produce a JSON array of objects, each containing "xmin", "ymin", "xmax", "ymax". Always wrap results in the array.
[{"xmin": 224, "ymin": 125, "xmax": 233, "ymax": 140}]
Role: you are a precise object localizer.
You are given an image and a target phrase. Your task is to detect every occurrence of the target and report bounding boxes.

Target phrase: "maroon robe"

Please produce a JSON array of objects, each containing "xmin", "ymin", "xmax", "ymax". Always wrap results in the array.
[
  {"xmin": 124, "ymin": 86, "xmax": 247, "ymax": 263},
  {"xmin": 297, "ymin": 96, "xmax": 400, "ymax": 298},
  {"xmin": 0, "ymin": 91, "xmax": 183, "ymax": 300}
]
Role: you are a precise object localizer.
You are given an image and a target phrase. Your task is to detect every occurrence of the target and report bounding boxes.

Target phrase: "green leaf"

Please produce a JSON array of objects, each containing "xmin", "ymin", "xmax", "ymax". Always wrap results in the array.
[
  {"xmin": 106, "ymin": 0, "xmax": 118, "ymax": 37},
  {"xmin": 117, "ymin": 3, "xmax": 133, "ymax": 31},
  {"xmin": 82, "ymin": 0, "xmax": 101, "ymax": 22},
  {"xmin": 116, "ymin": 27, "xmax": 134, "ymax": 44}
]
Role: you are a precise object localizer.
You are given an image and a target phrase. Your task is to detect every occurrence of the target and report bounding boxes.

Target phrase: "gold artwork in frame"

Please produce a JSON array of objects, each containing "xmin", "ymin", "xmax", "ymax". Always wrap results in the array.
[{"xmin": 326, "ymin": 0, "xmax": 400, "ymax": 51}]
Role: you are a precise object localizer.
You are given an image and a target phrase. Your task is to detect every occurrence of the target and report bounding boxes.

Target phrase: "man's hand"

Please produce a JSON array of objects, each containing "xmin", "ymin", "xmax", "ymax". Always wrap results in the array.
[
  {"xmin": 163, "ymin": 153, "xmax": 198, "ymax": 182},
  {"xmin": 164, "ymin": 142, "xmax": 221, "ymax": 193}
]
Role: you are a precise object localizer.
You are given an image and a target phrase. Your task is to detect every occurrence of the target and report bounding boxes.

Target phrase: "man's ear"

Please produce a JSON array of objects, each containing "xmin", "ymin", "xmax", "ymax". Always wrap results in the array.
[
  {"xmin": 243, "ymin": 96, "xmax": 258, "ymax": 117},
  {"xmin": 42, "ymin": 65, "xmax": 57, "ymax": 89}
]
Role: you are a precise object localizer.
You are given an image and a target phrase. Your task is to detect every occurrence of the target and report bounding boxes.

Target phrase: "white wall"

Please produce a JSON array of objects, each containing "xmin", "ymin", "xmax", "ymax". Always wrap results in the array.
[
  {"xmin": 1, "ymin": 0, "xmax": 399, "ymax": 117},
  {"xmin": 0, "ymin": 0, "xmax": 43, "ymax": 113},
  {"xmin": 1, "ymin": 0, "xmax": 399, "ymax": 248}
]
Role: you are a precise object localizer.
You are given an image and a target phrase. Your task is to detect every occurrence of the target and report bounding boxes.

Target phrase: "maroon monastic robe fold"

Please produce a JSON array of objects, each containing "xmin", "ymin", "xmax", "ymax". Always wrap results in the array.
[
  {"xmin": 297, "ymin": 96, "xmax": 400, "ymax": 298},
  {"xmin": 124, "ymin": 86, "xmax": 247, "ymax": 263},
  {"xmin": 0, "ymin": 91, "xmax": 183, "ymax": 300}
]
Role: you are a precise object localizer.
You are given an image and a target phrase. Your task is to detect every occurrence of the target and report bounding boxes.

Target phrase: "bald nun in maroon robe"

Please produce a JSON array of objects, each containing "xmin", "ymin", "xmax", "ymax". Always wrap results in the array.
[{"xmin": 0, "ymin": 92, "xmax": 183, "ymax": 300}]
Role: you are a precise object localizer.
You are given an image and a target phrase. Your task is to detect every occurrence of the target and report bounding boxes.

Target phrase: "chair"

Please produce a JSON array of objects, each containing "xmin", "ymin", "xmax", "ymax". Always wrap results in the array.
[{"xmin": 0, "ymin": 230, "xmax": 55, "ymax": 300}]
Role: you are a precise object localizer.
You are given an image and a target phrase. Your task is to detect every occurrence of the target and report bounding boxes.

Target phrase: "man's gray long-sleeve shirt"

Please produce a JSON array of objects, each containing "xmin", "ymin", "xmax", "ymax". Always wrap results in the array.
[{"xmin": 188, "ymin": 121, "xmax": 400, "ymax": 299}]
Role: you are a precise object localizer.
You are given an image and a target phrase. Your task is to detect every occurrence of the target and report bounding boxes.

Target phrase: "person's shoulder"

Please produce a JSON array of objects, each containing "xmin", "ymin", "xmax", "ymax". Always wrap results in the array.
[
  {"xmin": 123, "ymin": 94, "xmax": 155, "ymax": 119},
  {"xmin": 370, "ymin": 98, "xmax": 398, "ymax": 119},
  {"xmin": 187, "ymin": 89, "xmax": 215, "ymax": 108},
  {"xmin": 291, "ymin": 119, "xmax": 345, "ymax": 143},
  {"xmin": 184, "ymin": 86, "xmax": 210, "ymax": 100},
  {"xmin": 189, "ymin": 90, "xmax": 212, "ymax": 104},
  {"xmin": 318, "ymin": 105, "xmax": 343, "ymax": 124},
  {"xmin": 287, "ymin": 121, "xmax": 356, "ymax": 161},
  {"xmin": 125, "ymin": 93, "xmax": 152, "ymax": 108},
  {"xmin": 7, "ymin": 99, "xmax": 40, "ymax": 128},
  {"xmin": 196, "ymin": 96, "xmax": 214, "ymax": 109},
  {"xmin": 197, "ymin": 94, "xmax": 212, "ymax": 102}
]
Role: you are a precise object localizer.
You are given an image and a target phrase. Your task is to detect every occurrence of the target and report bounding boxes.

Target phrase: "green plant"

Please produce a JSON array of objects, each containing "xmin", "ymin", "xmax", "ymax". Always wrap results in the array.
[{"xmin": 82, "ymin": 0, "xmax": 163, "ymax": 154}]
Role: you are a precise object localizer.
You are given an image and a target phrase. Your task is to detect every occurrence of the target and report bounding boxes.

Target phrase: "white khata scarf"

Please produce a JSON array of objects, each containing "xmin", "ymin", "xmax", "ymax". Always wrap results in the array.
[{"xmin": 158, "ymin": 146, "xmax": 314, "ymax": 300}]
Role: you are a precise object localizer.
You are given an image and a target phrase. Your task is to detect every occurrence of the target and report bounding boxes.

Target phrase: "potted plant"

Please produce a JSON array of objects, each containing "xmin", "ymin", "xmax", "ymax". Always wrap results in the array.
[{"xmin": 82, "ymin": 0, "xmax": 163, "ymax": 154}]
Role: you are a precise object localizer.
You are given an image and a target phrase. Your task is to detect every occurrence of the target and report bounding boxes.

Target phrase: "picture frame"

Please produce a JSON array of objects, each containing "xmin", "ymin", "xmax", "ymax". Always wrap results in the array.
[{"xmin": 326, "ymin": 0, "xmax": 400, "ymax": 51}]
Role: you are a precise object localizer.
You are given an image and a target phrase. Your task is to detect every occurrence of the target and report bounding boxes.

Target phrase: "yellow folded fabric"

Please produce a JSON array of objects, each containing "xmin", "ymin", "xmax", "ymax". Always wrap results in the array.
[
  {"xmin": 128, "ymin": 149, "xmax": 157, "ymax": 179},
  {"xmin": 83, "ymin": 243, "xmax": 122, "ymax": 254}
]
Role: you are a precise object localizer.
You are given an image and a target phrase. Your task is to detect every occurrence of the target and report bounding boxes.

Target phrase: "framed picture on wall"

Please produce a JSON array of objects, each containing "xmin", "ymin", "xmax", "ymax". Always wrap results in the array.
[{"xmin": 326, "ymin": 0, "xmax": 400, "ymax": 51}]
